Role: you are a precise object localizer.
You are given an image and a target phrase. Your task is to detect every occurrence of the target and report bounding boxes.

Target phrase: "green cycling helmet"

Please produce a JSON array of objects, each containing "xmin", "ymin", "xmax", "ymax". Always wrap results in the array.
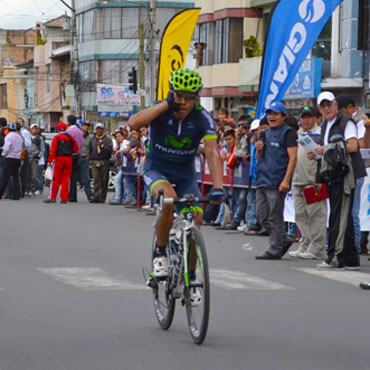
[{"xmin": 169, "ymin": 68, "xmax": 202, "ymax": 94}]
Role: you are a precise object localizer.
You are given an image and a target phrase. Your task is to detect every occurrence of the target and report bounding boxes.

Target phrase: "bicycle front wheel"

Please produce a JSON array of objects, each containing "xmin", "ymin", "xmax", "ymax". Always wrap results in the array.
[
  {"xmin": 184, "ymin": 227, "xmax": 210, "ymax": 345},
  {"xmin": 151, "ymin": 233, "xmax": 176, "ymax": 330}
]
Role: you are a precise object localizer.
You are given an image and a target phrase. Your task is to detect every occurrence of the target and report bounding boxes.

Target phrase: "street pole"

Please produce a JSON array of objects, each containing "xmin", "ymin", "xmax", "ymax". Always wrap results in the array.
[
  {"xmin": 149, "ymin": 0, "xmax": 157, "ymax": 103},
  {"xmin": 139, "ymin": 23, "xmax": 145, "ymax": 109},
  {"xmin": 70, "ymin": 0, "xmax": 82, "ymax": 117}
]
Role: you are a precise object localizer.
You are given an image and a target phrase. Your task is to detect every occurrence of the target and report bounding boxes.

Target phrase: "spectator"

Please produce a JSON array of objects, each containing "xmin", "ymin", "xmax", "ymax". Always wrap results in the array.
[
  {"xmin": 67, "ymin": 115, "xmax": 83, "ymax": 202},
  {"xmin": 289, "ymin": 106, "xmax": 327, "ymax": 259},
  {"xmin": 109, "ymin": 130, "xmax": 125, "ymax": 205},
  {"xmin": 35, "ymin": 133, "xmax": 47, "ymax": 195},
  {"xmin": 0, "ymin": 117, "xmax": 7, "ymax": 180},
  {"xmin": 79, "ymin": 121, "xmax": 93, "ymax": 202},
  {"xmin": 43, "ymin": 122, "xmax": 78, "ymax": 204},
  {"xmin": 89, "ymin": 123, "xmax": 113, "ymax": 204},
  {"xmin": 17, "ymin": 117, "xmax": 32, "ymax": 197},
  {"xmin": 28, "ymin": 124, "xmax": 45, "ymax": 196},
  {"xmin": 313, "ymin": 91, "xmax": 365, "ymax": 270},
  {"xmin": 254, "ymin": 102, "xmax": 298, "ymax": 260},
  {"xmin": 0, "ymin": 122, "xmax": 23, "ymax": 200},
  {"xmin": 243, "ymin": 119, "xmax": 262, "ymax": 234},
  {"xmin": 225, "ymin": 117, "xmax": 251, "ymax": 230},
  {"xmin": 218, "ymin": 107, "xmax": 229, "ymax": 121},
  {"xmin": 122, "ymin": 129, "xmax": 141, "ymax": 207},
  {"xmin": 336, "ymin": 93, "xmax": 368, "ymax": 256}
]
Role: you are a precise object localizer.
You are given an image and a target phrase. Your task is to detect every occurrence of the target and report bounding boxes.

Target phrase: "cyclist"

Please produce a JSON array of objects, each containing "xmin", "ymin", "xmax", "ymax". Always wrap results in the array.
[{"xmin": 128, "ymin": 68, "xmax": 223, "ymax": 278}]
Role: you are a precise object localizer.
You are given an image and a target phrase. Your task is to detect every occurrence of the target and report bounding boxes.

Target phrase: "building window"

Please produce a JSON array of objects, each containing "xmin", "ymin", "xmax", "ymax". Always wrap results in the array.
[
  {"xmin": 103, "ymin": 8, "xmax": 122, "ymax": 39},
  {"xmin": 121, "ymin": 8, "xmax": 139, "ymax": 38},
  {"xmin": 80, "ymin": 61, "xmax": 98, "ymax": 92},
  {"xmin": 215, "ymin": 18, "xmax": 243, "ymax": 64},
  {"xmin": 311, "ymin": 18, "xmax": 331, "ymax": 77},
  {"xmin": 358, "ymin": 0, "xmax": 369, "ymax": 50},
  {"xmin": 100, "ymin": 60, "xmax": 136, "ymax": 85},
  {"xmin": 0, "ymin": 84, "xmax": 7, "ymax": 109},
  {"xmin": 199, "ymin": 22, "xmax": 215, "ymax": 66}
]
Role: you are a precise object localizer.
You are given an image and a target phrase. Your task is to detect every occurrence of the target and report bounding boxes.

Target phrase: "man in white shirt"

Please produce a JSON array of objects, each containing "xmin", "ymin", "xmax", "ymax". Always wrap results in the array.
[
  {"xmin": 311, "ymin": 92, "xmax": 366, "ymax": 271},
  {"xmin": 336, "ymin": 94, "xmax": 369, "ymax": 256}
]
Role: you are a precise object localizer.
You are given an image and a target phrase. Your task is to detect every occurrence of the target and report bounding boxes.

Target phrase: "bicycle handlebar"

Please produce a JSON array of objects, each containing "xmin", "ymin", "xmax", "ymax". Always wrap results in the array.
[{"xmin": 162, "ymin": 195, "xmax": 209, "ymax": 205}]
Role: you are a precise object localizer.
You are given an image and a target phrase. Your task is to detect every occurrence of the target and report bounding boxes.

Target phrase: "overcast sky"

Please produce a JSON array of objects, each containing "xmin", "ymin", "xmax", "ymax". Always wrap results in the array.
[{"xmin": 0, "ymin": 0, "xmax": 72, "ymax": 30}]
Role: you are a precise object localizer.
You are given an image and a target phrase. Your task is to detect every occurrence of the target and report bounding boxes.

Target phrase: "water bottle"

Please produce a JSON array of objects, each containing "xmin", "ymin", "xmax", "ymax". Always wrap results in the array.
[{"xmin": 169, "ymin": 229, "xmax": 178, "ymax": 263}]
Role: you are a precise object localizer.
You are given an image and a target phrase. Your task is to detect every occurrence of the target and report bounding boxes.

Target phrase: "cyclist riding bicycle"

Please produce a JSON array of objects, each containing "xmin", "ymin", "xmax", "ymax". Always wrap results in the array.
[{"xmin": 128, "ymin": 68, "xmax": 223, "ymax": 278}]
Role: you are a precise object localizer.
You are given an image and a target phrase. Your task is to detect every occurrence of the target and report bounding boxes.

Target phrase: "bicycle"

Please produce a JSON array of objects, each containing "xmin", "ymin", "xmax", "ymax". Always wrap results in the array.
[{"xmin": 143, "ymin": 191, "xmax": 210, "ymax": 345}]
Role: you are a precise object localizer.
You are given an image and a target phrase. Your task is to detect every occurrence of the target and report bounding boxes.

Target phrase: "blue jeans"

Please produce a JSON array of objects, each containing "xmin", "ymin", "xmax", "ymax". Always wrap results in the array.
[
  {"xmin": 113, "ymin": 168, "xmax": 123, "ymax": 201},
  {"xmin": 125, "ymin": 175, "xmax": 137, "ymax": 201},
  {"xmin": 352, "ymin": 177, "xmax": 364, "ymax": 253},
  {"xmin": 246, "ymin": 189, "xmax": 258, "ymax": 228},
  {"xmin": 36, "ymin": 165, "xmax": 44, "ymax": 192},
  {"xmin": 79, "ymin": 157, "xmax": 92, "ymax": 200},
  {"xmin": 232, "ymin": 188, "xmax": 248, "ymax": 226}
]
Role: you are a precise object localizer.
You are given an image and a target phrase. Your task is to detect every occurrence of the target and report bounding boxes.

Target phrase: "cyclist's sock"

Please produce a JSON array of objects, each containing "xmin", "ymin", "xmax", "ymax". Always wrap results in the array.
[
  {"xmin": 154, "ymin": 245, "xmax": 167, "ymax": 258},
  {"xmin": 189, "ymin": 269, "xmax": 196, "ymax": 281}
]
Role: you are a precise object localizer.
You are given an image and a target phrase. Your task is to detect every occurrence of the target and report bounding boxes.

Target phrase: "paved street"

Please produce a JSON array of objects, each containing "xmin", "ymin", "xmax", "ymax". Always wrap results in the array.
[{"xmin": 1, "ymin": 193, "xmax": 370, "ymax": 370}]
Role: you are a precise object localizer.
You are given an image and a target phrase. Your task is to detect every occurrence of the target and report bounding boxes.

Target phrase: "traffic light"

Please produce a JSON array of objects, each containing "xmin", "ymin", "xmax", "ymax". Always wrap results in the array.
[{"xmin": 128, "ymin": 66, "xmax": 138, "ymax": 94}]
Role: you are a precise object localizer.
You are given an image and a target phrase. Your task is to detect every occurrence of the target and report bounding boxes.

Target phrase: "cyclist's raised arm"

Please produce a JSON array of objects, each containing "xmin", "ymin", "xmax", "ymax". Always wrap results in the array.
[{"xmin": 128, "ymin": 101, "xmax": 169, "ymax": 130}]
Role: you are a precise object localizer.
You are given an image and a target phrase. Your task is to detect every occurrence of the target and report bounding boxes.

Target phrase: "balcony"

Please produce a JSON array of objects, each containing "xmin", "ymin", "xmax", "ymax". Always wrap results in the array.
[{"xmin": 239, "ymin": 56, "xmax": 262, "ymax": 93}]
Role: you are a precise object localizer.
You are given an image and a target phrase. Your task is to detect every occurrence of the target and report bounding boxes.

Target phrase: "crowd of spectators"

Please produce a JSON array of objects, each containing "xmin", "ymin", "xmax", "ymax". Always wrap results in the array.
[{"xmin": 1, "ymin": 91, "xmax": 370, "ymax": 287}]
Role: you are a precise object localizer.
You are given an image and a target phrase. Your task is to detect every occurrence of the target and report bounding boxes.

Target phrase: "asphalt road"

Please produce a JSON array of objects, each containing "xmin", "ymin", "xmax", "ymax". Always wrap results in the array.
[{"xmin": 1, "ymin": 193, "xmax": 370, "ymax": 370}]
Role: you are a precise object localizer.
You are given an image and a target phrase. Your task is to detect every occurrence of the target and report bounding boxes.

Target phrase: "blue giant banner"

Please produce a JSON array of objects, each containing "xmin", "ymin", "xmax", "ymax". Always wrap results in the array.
[{"xmin": 256, "ymin": 0, "xmax": 343, "ymax": 117}]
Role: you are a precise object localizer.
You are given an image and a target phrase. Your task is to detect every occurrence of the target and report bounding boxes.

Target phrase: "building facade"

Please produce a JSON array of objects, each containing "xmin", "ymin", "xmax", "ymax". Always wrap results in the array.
[
  {"xmin": 75, "ymin": 0, "xmax": 195, "ymax": 126},
  {"xmin": 194, "ymin": 0, "xmax": 370, "ymax": 118}
]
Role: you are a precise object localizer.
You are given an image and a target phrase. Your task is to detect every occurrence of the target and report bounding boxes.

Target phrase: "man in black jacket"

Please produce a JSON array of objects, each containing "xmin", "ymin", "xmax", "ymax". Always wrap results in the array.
[
  {"xmin": 88, "ymin": 123, "xmax": 113, "ymax": 203},
  {"xmin": 311, "ymin": 91, "xmax": 366, "ymax": 271}
]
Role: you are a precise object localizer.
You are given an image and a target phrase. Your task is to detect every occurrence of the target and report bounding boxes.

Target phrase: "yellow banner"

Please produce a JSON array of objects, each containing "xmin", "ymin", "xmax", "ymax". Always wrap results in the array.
[{"xmin": 156, "ymin": 8, "xmax": 201, "ymax": 101}]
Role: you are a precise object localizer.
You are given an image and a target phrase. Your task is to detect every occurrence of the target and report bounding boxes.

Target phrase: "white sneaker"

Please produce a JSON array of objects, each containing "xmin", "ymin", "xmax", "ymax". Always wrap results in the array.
[
  {"xmin": 153, "ymin": 256, "xmax": 168, "ymax": 278},
  {"xmin": 190, "ymin": 280, "xmax": 202, "ymax": 307},
  {"xmin": 288, "ymin": 250, "xmax": 303, "ymax": 258},
  {"xmin": 142, "ymin": 204, "xmax": 152, "ymax": 210},
  {"xmin": 298, "ymin": 251, "xmax": 324, "ymax": 259},
  {"xmin": 316, "ymin": 261, "xmax": 345, "ymax": 271},
  {"xmin": 237, "ymin": 225, "xmax": 247, "ymax": 232},
  {"xmin": 34, "ymin": 190, "xmax": 41, "ymax": 196}
]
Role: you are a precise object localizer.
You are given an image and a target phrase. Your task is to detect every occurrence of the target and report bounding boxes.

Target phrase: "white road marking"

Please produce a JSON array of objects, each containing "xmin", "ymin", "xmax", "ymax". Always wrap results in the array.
[
  {"xmin": 294, "ymin": 268, "xmax": 370, "ymax": 287},
  {"xmin": 210, "ymin": 269, "xmax": 293, "ymax": 290},
  {"xmin": 38, "ymin": 268, "xmax": 147, "ymax": 291}
]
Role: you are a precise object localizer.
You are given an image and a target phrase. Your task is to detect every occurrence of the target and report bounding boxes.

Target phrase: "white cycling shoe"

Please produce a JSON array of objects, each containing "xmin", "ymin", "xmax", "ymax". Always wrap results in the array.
[
  {"xmin": 153, "ymin": 256, "xmax": 168, "ymax": 278},
  {"xmin": 190, "ymin": 279, "xmax": 202, "ymax": 306}
]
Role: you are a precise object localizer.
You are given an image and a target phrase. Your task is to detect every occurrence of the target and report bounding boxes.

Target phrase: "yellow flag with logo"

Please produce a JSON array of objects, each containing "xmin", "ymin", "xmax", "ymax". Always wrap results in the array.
[{"xmin": 156, "ymin": 8, "xmax": 201, "ymax": 101}]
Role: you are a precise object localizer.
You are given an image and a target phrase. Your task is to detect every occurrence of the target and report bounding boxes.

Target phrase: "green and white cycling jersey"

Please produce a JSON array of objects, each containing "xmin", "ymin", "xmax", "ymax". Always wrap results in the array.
[{"xmin": 146, "ymin": 103, "xmax": 217, "ymax": 165}]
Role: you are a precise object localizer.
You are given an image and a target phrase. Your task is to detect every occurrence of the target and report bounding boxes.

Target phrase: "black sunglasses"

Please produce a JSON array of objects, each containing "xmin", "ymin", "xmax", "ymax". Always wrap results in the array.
[{"xmin": 175, "ymin": 91, "xmax": 197, "ymax": 100}]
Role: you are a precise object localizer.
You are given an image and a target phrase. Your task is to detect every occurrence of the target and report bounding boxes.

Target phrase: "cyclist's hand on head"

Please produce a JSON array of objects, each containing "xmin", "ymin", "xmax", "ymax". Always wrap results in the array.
[
  {"xmin": 208, "ymin": 188, "xmax": 224, "ymax": 204},
  {"xmin": 165, "ymin": 92, "xmax": 180, "ymax": 112}
]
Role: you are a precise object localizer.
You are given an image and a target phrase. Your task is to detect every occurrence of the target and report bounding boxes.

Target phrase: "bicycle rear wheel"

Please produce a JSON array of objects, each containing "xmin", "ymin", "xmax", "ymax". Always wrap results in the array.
[
  {"xmin": 184, "ymin": 227, "xmax": 210, "ymax": 345},
  {"xmin": 151, "ymin": 233, "xmax": 176, "ymax": 330}
]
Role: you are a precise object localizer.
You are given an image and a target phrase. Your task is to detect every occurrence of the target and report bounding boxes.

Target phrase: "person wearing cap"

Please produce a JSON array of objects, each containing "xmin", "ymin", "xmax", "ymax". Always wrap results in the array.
[
  {"xmin": 43, "ymin": 122, "xmax": 78, "ymax": 204},
  {"xmin": 224, "ymin": 115, "xmax": 252, "ymax": 230},
  {"xmin": 0, "ymin": 122, "xmax": 23, "ymax": 200},
  {"xmin": 312, "ymin": 91, "xmax": 366, "ymax": 270},
  {"xmin": 336, "ymin": 94, "xmax": 369, "ymax": 256},
  {"xmin": 0, "ymin": 117, "xmax": 7, "ymax": 180},
  {"xmin": 109, "ymin": 130, "xmax": 126, "ymax": 205},
  {"xmin": 88, "ymin": 123, "xmax": 113, "ymax": 203},
  {"xmin": 28, "ymin": 124, "xmax": 45, "ymax": 196},
  {"xmin": 66, "ymin": 115, "xmax": 83, "ymax": 202},
  {"xmin": 79, "ymin": 121, "xmax": 93, "ymax": 202},
  {"xmin": 288, "ymin": 106, "xmax": 327, "ymax": 259},
  {"xmin": 254, "ymin": 102, "xmax": 298, "ymax": 260},
  {"xmin": 17, "ymin": 117, "xmax": 32, "ymax": 197},
  {"xmin": 242, "ymin": 118, "xmax": 263, "ymax": 234}
]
